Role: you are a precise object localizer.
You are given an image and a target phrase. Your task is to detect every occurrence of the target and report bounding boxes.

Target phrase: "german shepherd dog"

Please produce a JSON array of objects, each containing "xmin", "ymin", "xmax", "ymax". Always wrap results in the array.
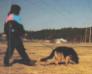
[{"xmin": 40, "ymin": 46, "xmax": 79, "ymax": 65}]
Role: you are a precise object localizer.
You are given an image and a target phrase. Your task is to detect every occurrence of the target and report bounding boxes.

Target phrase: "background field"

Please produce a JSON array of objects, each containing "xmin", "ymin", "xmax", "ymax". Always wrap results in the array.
[{"xmin": 0, "ymin": 41, "xmax": 92, "ymax": 74}]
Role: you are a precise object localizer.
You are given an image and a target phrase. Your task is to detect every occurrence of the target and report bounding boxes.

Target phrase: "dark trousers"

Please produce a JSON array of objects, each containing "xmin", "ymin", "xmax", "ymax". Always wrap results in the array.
[{"xmin": 4, "ymin": 34, "xmax": 30, "ymax": 65}]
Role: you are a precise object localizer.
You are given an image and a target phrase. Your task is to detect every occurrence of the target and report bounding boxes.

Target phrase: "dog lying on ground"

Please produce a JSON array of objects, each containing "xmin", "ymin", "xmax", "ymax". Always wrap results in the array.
[{"xmin": 40, "ymin": 46, "xmax": 79, "ymax": 65}]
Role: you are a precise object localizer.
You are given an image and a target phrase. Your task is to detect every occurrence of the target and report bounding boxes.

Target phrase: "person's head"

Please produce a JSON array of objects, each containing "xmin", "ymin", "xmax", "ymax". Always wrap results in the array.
[{"xmin": 8, "ymin": 4, "xmax": 21, "ymax": 15}]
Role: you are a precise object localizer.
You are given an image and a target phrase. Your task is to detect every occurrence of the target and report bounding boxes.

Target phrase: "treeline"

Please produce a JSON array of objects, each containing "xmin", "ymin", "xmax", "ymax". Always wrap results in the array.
[
  {"xmin": 0, "ymin": 27, "xmax": 92, "ymax": 42},
  {"xmin": 26, "ymin": 27, "xmax": 92, "ymax": 42}
]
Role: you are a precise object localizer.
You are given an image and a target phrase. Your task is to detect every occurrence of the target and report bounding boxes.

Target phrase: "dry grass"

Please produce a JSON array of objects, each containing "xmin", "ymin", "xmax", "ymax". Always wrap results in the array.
[{"xmin": 0, "ymin": 42, "xmax": 92, "ymax": 74}]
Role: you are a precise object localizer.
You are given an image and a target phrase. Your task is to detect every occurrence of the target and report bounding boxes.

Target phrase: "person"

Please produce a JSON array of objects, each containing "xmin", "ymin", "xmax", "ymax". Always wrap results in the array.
[{"xmin": 4, "ymin": 4, "xmax": 34, "ymax": 66}]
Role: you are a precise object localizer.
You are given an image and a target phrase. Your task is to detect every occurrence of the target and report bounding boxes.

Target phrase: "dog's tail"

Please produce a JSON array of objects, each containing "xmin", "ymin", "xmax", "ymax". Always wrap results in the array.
[{"xmin": 40, "ymin": 49, "xmax": 55, "ymax": 62}]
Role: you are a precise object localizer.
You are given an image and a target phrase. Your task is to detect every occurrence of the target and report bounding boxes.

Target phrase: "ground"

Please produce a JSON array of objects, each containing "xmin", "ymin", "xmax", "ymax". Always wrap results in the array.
[{"xmin": 0, "ymin": 41, "xmax": 92, "ymax": 74}]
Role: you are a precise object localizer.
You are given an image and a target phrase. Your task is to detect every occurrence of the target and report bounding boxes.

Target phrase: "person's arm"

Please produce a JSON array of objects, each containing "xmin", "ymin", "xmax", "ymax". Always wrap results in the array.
[
  {"xmin": 19, "ymin": 24, "xmax": 25, "ymax": 34},
  {"xmin": 12, "ymin": 21, "xmax": 25, "ymax": 36}
]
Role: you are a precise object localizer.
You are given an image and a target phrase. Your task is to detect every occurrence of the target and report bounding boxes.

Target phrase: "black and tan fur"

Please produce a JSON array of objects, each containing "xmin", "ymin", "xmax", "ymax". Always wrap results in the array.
[{"xmin": 40, "ymin": 46, "xmax": 79, "ymax": 65}]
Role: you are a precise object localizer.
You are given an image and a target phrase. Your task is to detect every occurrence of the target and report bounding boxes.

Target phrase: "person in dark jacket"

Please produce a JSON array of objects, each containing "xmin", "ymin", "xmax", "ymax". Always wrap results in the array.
[{"xmin": 4, "ymin": 4, "xmax": 34, "ymax": 66}]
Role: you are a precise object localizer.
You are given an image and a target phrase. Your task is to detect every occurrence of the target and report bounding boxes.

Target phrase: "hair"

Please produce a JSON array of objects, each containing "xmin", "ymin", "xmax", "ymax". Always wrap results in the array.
[{"xmin": 8, "ymin": 4, "xmax": 21, "ymax": 15}]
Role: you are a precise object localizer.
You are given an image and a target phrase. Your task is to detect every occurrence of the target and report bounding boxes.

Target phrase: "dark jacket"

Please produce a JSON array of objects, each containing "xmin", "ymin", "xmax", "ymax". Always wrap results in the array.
[{"xmin": 4, "ymin": 20, "xmax": 25, "ymax": 37}]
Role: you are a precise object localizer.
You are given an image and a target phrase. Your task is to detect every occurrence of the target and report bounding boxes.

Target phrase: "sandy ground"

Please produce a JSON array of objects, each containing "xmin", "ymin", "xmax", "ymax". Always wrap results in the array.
[{"xmin": 0, "ymin": 41, "xmax": 92, "ymax": 74}]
